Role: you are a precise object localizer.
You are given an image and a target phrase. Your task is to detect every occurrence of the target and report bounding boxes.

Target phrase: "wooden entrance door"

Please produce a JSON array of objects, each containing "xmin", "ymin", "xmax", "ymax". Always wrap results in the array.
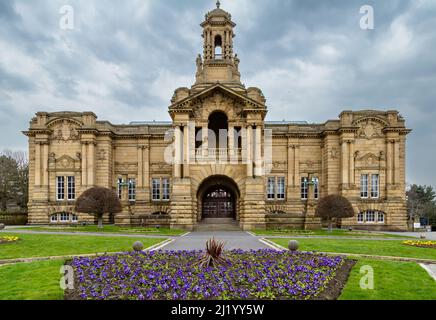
[{"xmin": 202, "ymin": 187, "xmax": 235, "ymax": 219}]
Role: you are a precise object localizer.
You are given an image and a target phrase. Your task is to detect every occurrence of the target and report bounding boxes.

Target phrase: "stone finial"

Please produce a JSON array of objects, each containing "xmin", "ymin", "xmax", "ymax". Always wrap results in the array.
[
  {"xmin": 216, "ymin": 0, "xmax": 221, "ymax": 8},
  {"xmin": 133, "ymin": 241, "xmax": 144, "ymax": 252}
]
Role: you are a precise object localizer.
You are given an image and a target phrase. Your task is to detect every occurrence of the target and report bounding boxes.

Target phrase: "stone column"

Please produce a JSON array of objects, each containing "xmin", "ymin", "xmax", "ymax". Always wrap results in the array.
[
  {"xmin": 288, "ymin": 145, "xmax": 295, "ymax": 187},
  {"xmin": 144, "ymin": 145, "xmax": 150, "ymax": 201},
  {"xmin": 87, "ymin": 142, "xmax": 95, "ymax": 187},
  {"xmin": 137, "ymin": 146, "xmax": 144, "ymax": 188},
  {"xmin": 202, "ymin": 125, "xmax": 208, "ymax": 158},
  {"xmin": 81, "ymin": 142, "xmax": 88, "ymax": 187},
  {"xmin": 294, "ymin": 146, "xmax": 300, "ymax": 186},
  {"xmin": 42, "ymin": 142, "xmax": 49, "ymax": 187},
  {"xmin": 394, "ymin": 139, "xmax": 400, "ymax": 185},
  {"xmin": 173, "ymin": 126, "xmax": 182, "ymax": 178},
  {"xmin": 246, "ymin": 125, "xmax": 253, "ymax": 177},
  {"xmin": 183, "ymin": 125, "xmax": 190, "ymax": 178},
  {"xmin": 349, "ymin": 141, "xmax": 355, "ymax": 185},
  {"xmin": 341, "ymin": 140, "xmax": 349, "ymax": 186},
  {"xmin": 34, "ymin": 142, "xmax": 41, "ymax": 186},
  {"xmin": 228, "ymin": 125, "xmax": 235, "ymax": 159},
  {"xmin": 254, "ymin": 126, "xmax": 262, "ymax": 177},
  {"xmin": 386, "ymin": 139, "xmax": 393, "ymax": 186}
]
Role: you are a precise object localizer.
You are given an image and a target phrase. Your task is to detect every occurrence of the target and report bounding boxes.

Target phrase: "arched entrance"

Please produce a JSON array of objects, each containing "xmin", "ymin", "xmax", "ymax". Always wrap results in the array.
[
  {"xmin": 202, "ymin": 186, "xmax": 235, "ymax": 218},
  {"xmin": 197, "ymin": 175, "xmax": 240, "ymax": 221}
]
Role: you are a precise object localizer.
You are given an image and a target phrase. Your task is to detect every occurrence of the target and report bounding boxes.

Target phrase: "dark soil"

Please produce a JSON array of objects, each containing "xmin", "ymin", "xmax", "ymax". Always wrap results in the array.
[{"xmin": 315, "ymin": 259, "xmax": 357, "ymax": 300}]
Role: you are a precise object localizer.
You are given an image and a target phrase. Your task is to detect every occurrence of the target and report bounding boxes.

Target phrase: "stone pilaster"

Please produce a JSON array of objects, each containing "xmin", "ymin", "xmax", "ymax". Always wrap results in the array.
[{"xmin": 254, "ymin": 126, "xmax": 262, "ymax": 177}]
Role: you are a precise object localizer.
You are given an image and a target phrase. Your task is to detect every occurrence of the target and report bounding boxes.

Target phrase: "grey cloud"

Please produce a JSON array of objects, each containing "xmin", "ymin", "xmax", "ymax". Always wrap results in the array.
[{"xmin": 0, "ymin": 0, "xmax": 435, "ymax": 186}]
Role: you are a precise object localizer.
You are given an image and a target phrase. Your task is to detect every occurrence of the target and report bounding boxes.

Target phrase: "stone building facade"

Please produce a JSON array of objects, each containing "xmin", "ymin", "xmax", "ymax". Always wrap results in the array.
[{"xmin": 24, "ymin": 3, "xmax": 411, "ymax": 231}]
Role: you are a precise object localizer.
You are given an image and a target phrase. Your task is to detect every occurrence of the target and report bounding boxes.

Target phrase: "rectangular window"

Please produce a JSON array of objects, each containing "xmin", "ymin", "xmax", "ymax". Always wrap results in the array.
[
  {"xmin": 357, "ymin": 212, "xmax": 364, "ymax": 223},
  {"xmin": 267, "ymin": 177, "xmax": 276, "ymax": 200},
  {"xmin": 162, "ymin": 178, "xmax": 170, "ymax": 201},
  {"xmin": 377, "ymin": 211, "xmax": 385, "ymax": 223},
  {"xmin": 60, "ymin": 212, "xmax": 69, "ymax": 222},
  {"xmin": 67, "ymin": 176, "xmax": 75, "ymax": 200},
  {"xmin": 301, "ymin": 177, "xmax": 308, "ymax": 200},
  {"xmin": 128, "ymin": 178, "xmax": 136, "ymax": 202},
  {"xmin": 72, "ymin": 214, "xmax": 78, "ymax": 222},
  {"xmin": 360, "ymin": 174, "xmax": 369, "ymax": 198},
  {"xmin": 277, "ymin": 177, "xmax": 285, "ymax": 200},
  {"xmin": 152, "ymin": 178, "xmax": 161, "ymax": 201},
  {"xmin": 371, "ymin": 174, "xmax": 379, "ymax": 198},
  {"xmin": 117, "ymin": 178, "xmax": 123, "ymax": 200},
  {"xmin": 56, "ymin": 176, "xmax": 65, "ymax": 200},
  {"xmin": 366, "ymin": 210, "xmax": 375, "ymax": 222},
  {"xmin": 313, "ymin": 177, "xmax": 319, "ymax": 200},
  {"xmin": 51, "ymin": 215, "xmax": 58, "ymax": 223}
]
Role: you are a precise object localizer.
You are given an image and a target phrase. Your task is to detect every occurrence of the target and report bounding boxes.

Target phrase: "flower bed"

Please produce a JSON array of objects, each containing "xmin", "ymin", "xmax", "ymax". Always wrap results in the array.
[
  {"xmin": 66, "ymin": 250, "xmax": 354, "ymax": 300},
  {"xmin": 403, "ymin": 240, "xmax": 436, "ymax": 249},
  {"xmin": 0, "ymin": 236, "xmax": 19, "ymax": 244}
]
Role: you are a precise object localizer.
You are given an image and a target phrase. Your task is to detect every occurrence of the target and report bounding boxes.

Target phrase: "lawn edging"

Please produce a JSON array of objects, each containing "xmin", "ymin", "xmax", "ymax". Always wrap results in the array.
[
  {"xmin": 263, "ymin": 238, "xmax": 436, "ymax": 264},
  {"xmin": 0, "ymin": 238, "xmax": 172, "ymax": 267}
]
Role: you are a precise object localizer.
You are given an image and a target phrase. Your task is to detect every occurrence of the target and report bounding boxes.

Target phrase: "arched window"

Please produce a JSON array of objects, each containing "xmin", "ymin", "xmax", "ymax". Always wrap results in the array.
[
  {"xmin": 214, "ymin": 35, "xmax": 223, "ymax": 59},
  {"xmin": 208, "ymin": 111, "xmax": 228, "ymax": 149}
]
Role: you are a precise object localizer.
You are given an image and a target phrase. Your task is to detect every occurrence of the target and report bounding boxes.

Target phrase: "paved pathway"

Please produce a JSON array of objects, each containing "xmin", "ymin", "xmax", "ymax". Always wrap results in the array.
[
  {"xmin": 162, "ymin": 231, "xmax": 270, "ymax": 251},
  {"xmin": 420, "ymin": 264, "xmax": 436, "ymax": 281},
  {"xmin": 382, "ymin": 231, "xmax": 436, "ymax": 240}
]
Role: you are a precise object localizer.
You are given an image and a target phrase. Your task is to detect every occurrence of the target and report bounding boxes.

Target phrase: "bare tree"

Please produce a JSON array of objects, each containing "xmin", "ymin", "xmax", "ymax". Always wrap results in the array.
[
  {"xmin": 0, "ymin": 150, "xmax": 28, "ymax": 212},
  {"xmin": 315, "ymin": 195, "xmax": 355, "ymax": 232},
  {"xmin": 75, "ymin": 187, "xmax": 122, "ymax": 229}
]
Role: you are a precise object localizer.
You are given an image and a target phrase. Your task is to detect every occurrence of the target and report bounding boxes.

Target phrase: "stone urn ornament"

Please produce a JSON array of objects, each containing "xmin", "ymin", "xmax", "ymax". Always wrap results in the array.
[
  {"xmin": 133, "ymin": 241, "xmax": 144, "ymax": 252},
  {"xmin": 288, "ymin": 240, "xmax": 299, "ymax": 252},
  {"xmin": 0, "ymin": 223, "xmax": 5, "ymax": 231}
]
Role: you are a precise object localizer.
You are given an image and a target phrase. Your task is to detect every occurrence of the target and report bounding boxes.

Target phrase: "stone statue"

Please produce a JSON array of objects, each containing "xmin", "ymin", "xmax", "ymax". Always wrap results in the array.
[
  {"xmin": 234, "ymin": 54, "xmax": 240, "ymax": 71},
  {"xmin": 196, "ymin": 54, "xmax": 203, "ymax": 72}
]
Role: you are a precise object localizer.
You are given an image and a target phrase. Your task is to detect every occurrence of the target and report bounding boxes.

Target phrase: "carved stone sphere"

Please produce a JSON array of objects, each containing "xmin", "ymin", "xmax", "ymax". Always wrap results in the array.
[
  {"xmin": 288, "ymin": 240, "xmax": 299, "ymax": 252},
  {"xmin": 133, "ymin": 241, "xmax": 144, "ymax": 252}
]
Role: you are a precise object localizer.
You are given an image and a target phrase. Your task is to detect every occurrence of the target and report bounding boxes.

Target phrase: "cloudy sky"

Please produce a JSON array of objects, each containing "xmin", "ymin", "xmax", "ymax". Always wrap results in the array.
[{"xmin": 0, "ymin": 0, "xmax": 435, "ymax": 186}]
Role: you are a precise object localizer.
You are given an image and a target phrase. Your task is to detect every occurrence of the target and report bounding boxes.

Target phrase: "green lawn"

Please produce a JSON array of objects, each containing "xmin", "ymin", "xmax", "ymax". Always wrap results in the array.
[
  {"xmin": 0, "ymin": 260, "xmax": 64, "ymax": 300},
  {"xmin": 253, "ymin": 229, "xmax": 413, "ymax": 239},
  {"xmin": 14, "ymin": 225, "xmax": 185, "ymax": 236},
  {"xmin": 0, "ymin": 233, "xmax": 166, "ymax": 260},
  {"xmin": 340, "ymin": 259, "xmax": 436, "ymax": 300},
  {"xmin": 269, "ymin": 238, "xmax": 436, "ymax": 260},
  {"xmin": 2, "ymin": 257, "xmax": 434, "ymax": 301}
]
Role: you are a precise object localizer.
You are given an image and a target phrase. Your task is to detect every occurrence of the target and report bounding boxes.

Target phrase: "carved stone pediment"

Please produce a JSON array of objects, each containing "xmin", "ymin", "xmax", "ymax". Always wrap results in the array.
[
  {"xmin": 49, "ymin": 154, "xmax": 81, "ymax": 172},
  {"xmin": 272, "ymin": 161, "xmax": 287, "ymax": 172},
  {"xmin": 356, "ymin": 119, "xmax": 384, "ymax": 140},
  {"xmin": 115, "ymin": 162, "xmax": 138, "ymax": 173},
  {"xmin": 300, "ymin": 160, "xmax": 321, "ymax": 172},
  {"xmin": 169, "ymin": 84, "xmax": 267, "ymax": 120},
  {"xmin": 356, "ymin": 152, "xmax": 383, "ymax": 169},
  {"xmin": 48, "ymin": 119, "xmax": 81, "ymax": 143},
  {"xmin": 150, "ymin": 162, "xmax": 172, "ymax": 173}
]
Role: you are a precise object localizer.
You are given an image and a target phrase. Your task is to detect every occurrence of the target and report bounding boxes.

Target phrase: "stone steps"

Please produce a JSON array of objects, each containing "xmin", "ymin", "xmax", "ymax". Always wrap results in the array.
[{"xmin": 194, "ymin": 218, "xmax": 241, "ymax": 231}]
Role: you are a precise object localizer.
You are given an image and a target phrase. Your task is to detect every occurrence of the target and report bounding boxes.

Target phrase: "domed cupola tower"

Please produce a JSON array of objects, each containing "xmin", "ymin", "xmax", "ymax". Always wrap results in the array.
[{"xmin": 194, "ymin": 1, "xmax": 242, "ymax": 90}]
